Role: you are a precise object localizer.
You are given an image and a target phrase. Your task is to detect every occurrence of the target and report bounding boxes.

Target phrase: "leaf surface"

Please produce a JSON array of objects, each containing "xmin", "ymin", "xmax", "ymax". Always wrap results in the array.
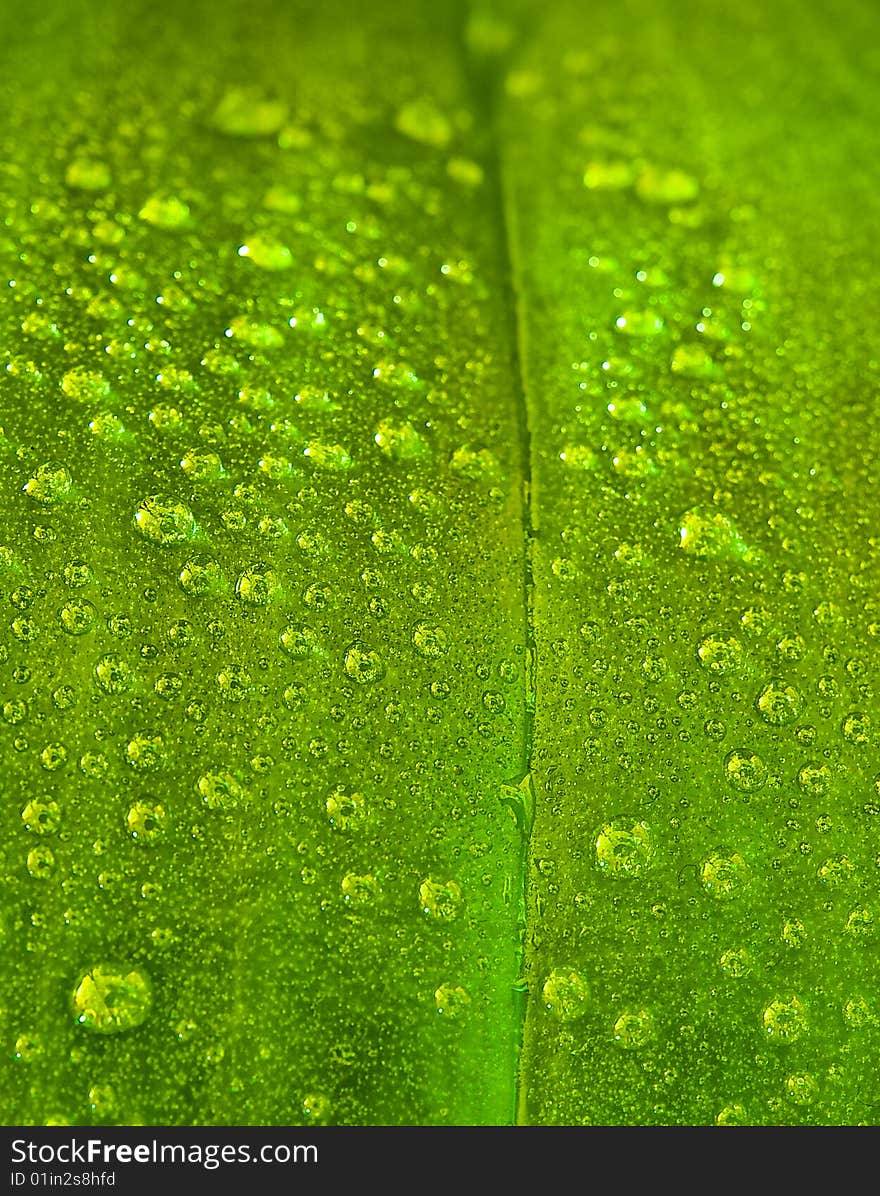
[
  {"xmin": 0, "ymin": 0, "xmax": 528, "ymax": 1126},
  {"xmin": 2, "ymin": 0, "xmax": 878, "ymax": 1128}
]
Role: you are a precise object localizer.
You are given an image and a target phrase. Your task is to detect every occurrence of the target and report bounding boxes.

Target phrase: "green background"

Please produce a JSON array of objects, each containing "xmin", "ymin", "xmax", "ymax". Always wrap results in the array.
[{"xmin": 1, "ymin": 0, "xmax": 877, "ymax": 1125}]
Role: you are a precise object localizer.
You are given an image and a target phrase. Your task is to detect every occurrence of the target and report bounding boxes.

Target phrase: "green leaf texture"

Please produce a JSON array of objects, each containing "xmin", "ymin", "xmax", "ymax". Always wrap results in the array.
[{"xmin": 2, "ymin": 0, "xmax": 878, "ymax": 1126}]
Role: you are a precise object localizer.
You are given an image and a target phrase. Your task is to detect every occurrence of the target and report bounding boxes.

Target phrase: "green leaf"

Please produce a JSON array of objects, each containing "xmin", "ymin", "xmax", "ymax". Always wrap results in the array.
[
  {"xmin": 3, "ymin": 0, "xmax": 878, "ymax": 1129},
  {"xmin": 501, "ymin": 0, "xmax": 880, "ymax": 1126},
  {"xmin": 0, "ymin": 0, "xmax": 528, "ymax": 1126}
]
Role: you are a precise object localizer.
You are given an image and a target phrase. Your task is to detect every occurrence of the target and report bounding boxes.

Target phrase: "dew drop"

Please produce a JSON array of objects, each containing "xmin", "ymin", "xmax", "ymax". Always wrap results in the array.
[
  {"xmin": 343, "ymin": 641, "xmax": 385, "ymax": 684},
  {"xmin": 138, "ymin": 195, "xmax": 191, "ymax": 230},
  {"xmin": 325, "ymin": 790, "xmax": 366, "ymax": 831},
  {"xmin": 59, "ymin": 598, "xmax": 97, "ymax": 636},
  {"xmin": 797, "ymin": 762, "xmax": 830, "ymax": 797},
  {"xmin": 125, "ymin": 732, "xmax": 166, "ymax": 772},
  {"xmin": 595, "ymin": 819, "xmax": 654, "ymax": 878},
  {"xmin": 21, "ymin": 799, "xmax": 61, "ymax": 835},
  {"xmin": 612, "ymin": 1008, "xmax": 654, "ymax": 1049},
  {"xmin": 761, "ymin": 994, "xmax": 807, "ymax": 1043},
  {"xmin": 179, "ymin": 556, "xmax": 224, "ymax": 598},
  {"xmin": 23, "ymin": 461, "xmax": 72, "ymax": 505},
  {"xmin": 413, "ymin": 622, "xmax": 448, "ymax": 658},
  {"xmin": 134, "ymin": 495, "xmax": 196, "ymax": 546},
  {"xmin": 394, "ymin": 98, "xmax": 452, "ymax": 148},
  {"xmin": 701, "ymin": 851, "xmax": 749, "ymax": 899},
  {"xmin": 756, "ymin": 679, "xmax": 803, "ymax": 725},
  {"xmin": 679, "ymin": 507, "xmax": 754, "ymax": 563},
  {"xmin": 65, "ymin": 158, "xmax": 111, "ymax": 192},
  {"xmin": 211, "ymin": 87, "xmax": 288, "ymax": 137},
  {"xmin": 697, "ymin": 632, "xmax": 743, "ymax": 674},
  {"xmin": 238, "ymin": 234, "xmax": 293, "ymax": 271},
  {"xmin": 197, "ymin": 771, "xmax": 245, "ymax": 810},
  {"xmin": 541, "ymin": 967, "xmax": 589, "ymax": 1021},
  {"xmin": 95, "ymin": 653, "xmax": 132, "ymax": 694},
  {"xmin": 72, "ymin": 963, "xmax": 152, "ymax": 1034},
  {"xmin": 635, "ymin": 164, "xmax": 699, "ymax": 205},
  {"xmin": 418, "ymin": 877, "xmax": 463, "ymax": 920},
  {"xmin": 126, "ymin": 801, "xmax": 167, "ymax": 846},
  {"xmin": 235, "ymin": 565, "xmax": 279, "ymax": 606},
  {"xmin": 583, "ymin": 159, "xmax": 634, "ymax": 190},
  {"xmin": 724, "ymin": 749, "xmax": 767, "ymax": 791}
]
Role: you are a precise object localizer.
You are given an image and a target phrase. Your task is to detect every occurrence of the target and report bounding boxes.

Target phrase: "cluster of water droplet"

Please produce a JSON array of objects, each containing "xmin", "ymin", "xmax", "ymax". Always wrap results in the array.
[
  {"xmin": 0, "ymin": 4, "xmax": 530, "ymax": 1128},
  {"xmin": 503, "ymin": 6, "xmax": 880, "ymax": 1128}
]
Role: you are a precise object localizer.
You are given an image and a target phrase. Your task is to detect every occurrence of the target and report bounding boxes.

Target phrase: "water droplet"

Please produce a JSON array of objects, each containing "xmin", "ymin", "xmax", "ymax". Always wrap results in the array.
[
  {"xmin": 59, "ymin": 598, "xmax": 97, "ymax": 636},
  {"xmin": 756, "ymin": 679, "xmax": 802, "ymax": 725},
  {"xmin": 797, "ymin": 762, "xmax": 830, "ymax": 797},
  {"xmin": 65, "ymin": 158, "xmax": 111, "ymax": 192},
  {"xmin": 211, "ymin": 87, "xmax": 288, "ymax": 137},
  {"xmin": 435, "ymin": 983, "xmax": 471, "ymax": 1016},
  {"xmin": 394, "ymin": 98, "xmax": 452, "ymax": 148},
  {"xmin": 21, "ymin": 799, "xmax": 61, "ymax": 835},
  {"xmin": 413, "ymin": 622, "xmax": 448, "ymax": 658},
  {"xmin": 374, "ymin": 419, "xmax": 427, "ymax": 461},
  {"xmin": 61, "ymin": 369, "xmax": 110, "ymax": 404},
  {"xmin": 179, "ymin": 556, "xmax": 224, "ymax": 598},
  {"xmin": 720, "ymin": 947, "xmax": 751, "ymax": 977},
  {"xmin": 541, "ymin": 967, "xmax": 589, "ymax": 1021},
  {"xmin": 341, "ymin": 873, "xmax": 378, "ymax": 905},
  {"xmin": 844, "ymin": 908, "xmax": 873, "ymax": 937},
  {"xmin": 784, "ymin": 1073, "xmax": 817, "ymax": 1105},
  {"xmin": 817, "ymin": 855, "xmax": 855, "ymax": 886},
  {"xmin": 197, "ymin": 771, "xmax": 244, "ymax": 810},
  {"xmin": 595, "ymin": 819, "xmax": 654, "ymax": 878},
  {"xmin": 679, "ymin": 507, "xmax": 755, "ymax": 563},
  {"xmin": 724, "ymin": 749, "xmax": 767, "ymax": 791},
  {"xmin": 612, "ymin": 1008, "xmax": 654, "ymax": 1049},
  {"xmin": 418, "ymin": 877, "xmax": 463, "ymax": 920},
  {"xmin": 134, "ymin": 495, "xmax": 196, "ymax": 546},
  {"xmin": 842, "ymin": 711, "xmax": 871, "ymax": 745},
  {"xmin": 716, "ymin": 1104, "xmax": 749, "ymax": 1126},
  {"xmin": 761, "ymin": 994, "xmax": 807, "ymax": 1043},
  {"xmin": 263, "ymin": 185, "xmax": 301, "ymax": 214},
  {"xmin": 181, "ymin": 450, "xmax": 224, "ymax": 483},
  {"xmin": 235, "ymin": 565, "xmax": 279, "ymax": 606},
  {"xmin": 95, "ymin": 653, "xmax": 132, "ymax": 694},
  {"xmin": 325, "ymin": 790, "xmax": 366, "ymax": 831},
  {"xmin": 280, "ymin": 623, "xmax": 321, "ymax": 657},
  {"xmin": 449, "ymin": 444, "xmax": 500, "ymax": 482},
  {"xmin": 125, "ymin": 732, "xmax": 166, "ymax": 772},
  {"xmin": 635, "ymin": 165, "xmax": 699, "ymax": 205},
  {"xmin": 227, "ymin": 316, "xmax": 284, "ymax": 349},
  {"xmin": 343, "ymin": 642, "xmax": 385, "ymax": 684},
  {"xmin": 72, "ymin": 963, "xmax": 152, "ymax": 1034},
  {"xmin": 138, "ymin": 195, "xmax": 191, "ymax": 230},
  {"xmin": 447, "ymin": 157, "xmax": 484, "ymax": 187},
  {"xmin": 670, "ymin": 343, "xmax": 715, "ymax": 378},
  {"xmin": 843, "ymin": 996, "xmax": 874, "ymax": 1029},
  {"xmin": 238, "ymin": 234, "xmax": 293, "ymax": 271},
  {"xmin": 23, "ymin": 461, "xmax": 72, "ymax": 505},
  {"xmin": 64, "ymin": 558, "xmax": 92, "ymax": 587},
  {"xmin": 126, "ymin": 801, "xmax": 167, "ymax": 846},
  {"xmin": 782, "ymin": 918, "xmax": 807, "ymax": 948},
  {"xmin": 41, "ymin": 743, "xmax": 67, "ymax": 771},
  {"xmin": 81, "ymin": 752, "xmax": 109, "ymax": 779},
  {"xmin": 776, "ymin": 633, "xmax": 805, "ymax": 661},
  {"xmin": 26, "ymin": 846, "xmax": 55, "ymax": 878},
  {"xmin": 701, "ymin": 851, "xmax": 749, "ymax": 899},
  {"xmin": 697, "ymin": 633, "xmax": 743, "ymax": 674},
  {"xmin": 614, "ymin": 310, "xmax": 665, "ymax": 337},
  {"xmin": 217, "ymin": 664, "xmax": 251, "ymax": 702},
  {"xmin": 303, "ymin": 441, "xmax": 352, "ymax": 471},
  {"xmin": 583, "ymin": 160, "xmax": 634, "ymax": 190}
]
